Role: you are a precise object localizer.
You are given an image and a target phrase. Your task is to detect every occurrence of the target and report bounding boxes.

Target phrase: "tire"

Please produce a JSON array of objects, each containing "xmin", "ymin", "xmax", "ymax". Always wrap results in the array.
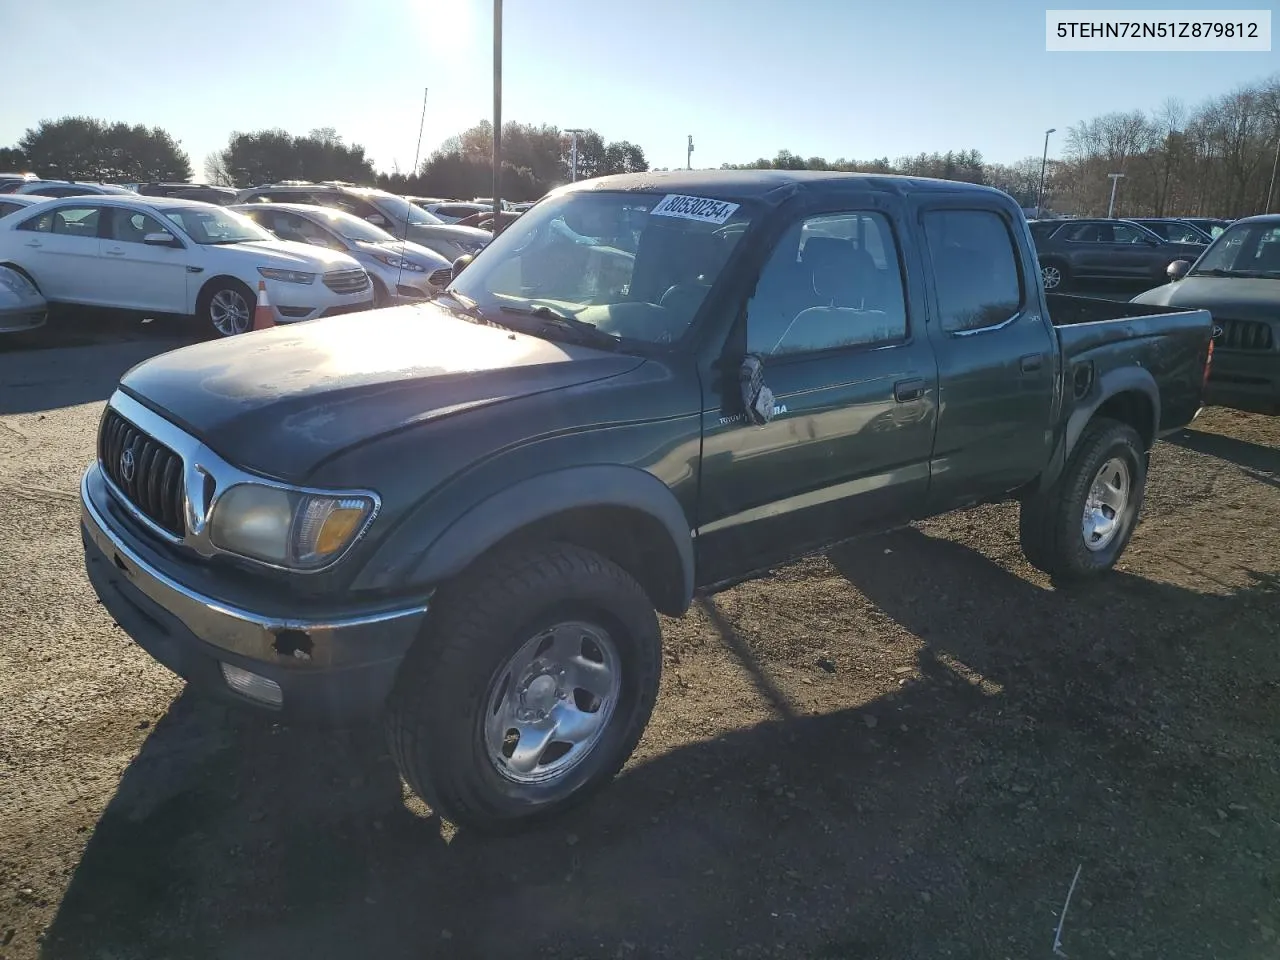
[
  {"xmin": 198, "ymin": 278, "xmax": 255, "ymax": 337},
  {"xmin": 1039, "ymin": 258, "xmax": 1070, "ymax": 292},
  {"xmin": 385, "ymin": 542, "xmax": 662, "ymax": 833},
  {"xmin": 1019, "ymin": 417, "xmax": 1147, "ymax": 581},
  {"xmin": 370, "ymin": 276, "xmax": 391, "ymax": 308}
]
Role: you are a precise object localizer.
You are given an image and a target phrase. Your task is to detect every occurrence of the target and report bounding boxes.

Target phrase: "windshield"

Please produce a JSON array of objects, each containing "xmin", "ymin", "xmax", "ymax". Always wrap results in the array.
[
  {"xmin": 309, "ymin": 207, "xmax": 396, "ymax": 243},
  {"xmin": 448, "ymin": 189, "xmax": 754, "ymax": 345},
  {"xmin": 1190, "ymin": 222, "xmax": 1280, "ymax": 278},
  {"xmin": 367, "ymin": 192, "xmax": 443, "ymax": 226},
  {"xmin": 163, "ymin": 206, "xmax": 273, "ymax": 244}
]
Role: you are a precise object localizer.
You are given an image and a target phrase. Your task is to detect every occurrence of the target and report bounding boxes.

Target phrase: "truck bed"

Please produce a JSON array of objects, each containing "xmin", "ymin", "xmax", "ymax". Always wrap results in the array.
[{"xmin": 1045, "ymin": 293, "xmax": 1213, "ymax": 437}]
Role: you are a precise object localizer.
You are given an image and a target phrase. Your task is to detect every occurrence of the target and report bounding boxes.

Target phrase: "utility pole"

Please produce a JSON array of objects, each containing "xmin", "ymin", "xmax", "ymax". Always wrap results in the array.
[
  {"xmin": 1106, "ymin": 172, "xmax": 1125, "ymax": 218},
  {"xmin": 491, "ymin": 0, "xmax": 502, "ymax": 227},
  {"xmin": 687, "ymin": 135, "xmax": 694, "ymax": 171},
  {"xmin": 565, "ymin": 128, "xmax": 584, "ymax": 182},
  {"xmin": 1037, "ymin": 127, "xmax": 1055, "ymax": 217}
]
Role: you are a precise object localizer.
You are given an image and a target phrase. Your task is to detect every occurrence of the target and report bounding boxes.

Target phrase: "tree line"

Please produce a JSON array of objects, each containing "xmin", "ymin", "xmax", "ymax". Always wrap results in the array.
[{"xmin": 3, "ymin": 70, "xmax": 1276, "ymax": 214}]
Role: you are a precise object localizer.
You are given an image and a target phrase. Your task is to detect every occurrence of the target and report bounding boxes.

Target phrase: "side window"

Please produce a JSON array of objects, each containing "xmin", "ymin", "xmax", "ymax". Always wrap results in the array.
[
  {"xmin": 108, "ymin": 209, "xmax": 173, "ymax": 243},
  {"xmin": 20, "ymin": 205, "xmax": 101, "ymax": 237},
  {"xmin": 746, "ymin": 211, "xmax": 909, "ymax": 357},
  {"xmin": 0, "ymin": 202, "xmax": 19, "ymax": 218},
  {"xmin": 1111, "ymin": 224, "xmax": 1146, "ymax": 244},
  {"xmin": 1064, "ymin": 223, "xmax": 1101, "ymax": 242},
  {"xmin": 921, "ymin": 209, "xmax": 1023, "ymax": 333},
  {"xmin": 326, "ymin": 195, "xmax": 380, "ymax": 220}
]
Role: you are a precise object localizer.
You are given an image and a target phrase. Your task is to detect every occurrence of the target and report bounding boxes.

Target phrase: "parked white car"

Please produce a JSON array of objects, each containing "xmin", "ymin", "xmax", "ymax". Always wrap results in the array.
[
  {"xmin": 419, "ymin": 201, "xmax": 492, "ymax": 223},
  {"xmin": 0, "ymin": 197, "xmax": 374, "ymax": 336},
  {"xmin": 232, "ymin": 203, "xmax": 452, "ymax": 305}
]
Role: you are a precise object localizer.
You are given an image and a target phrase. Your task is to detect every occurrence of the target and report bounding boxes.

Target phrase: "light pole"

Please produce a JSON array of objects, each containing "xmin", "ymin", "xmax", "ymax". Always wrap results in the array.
[
  {"xmin": 491, "ymin": 0, "xmax": 502, "ymax": 225},
  {"xmin": 687, "ymin": 135, "xmax": 694, "ymax": 171},
  {"xmin": 1266, "ymin": 129, "xmax": 1280, "ymax": 213},
  {"xmin": 564, "ymin": 128, "xmax": 584, "ymax": 182},
  {"xmin": 1106, "ymin": 172, "xmax": 1125, "ymax": 218},
  {"xmin": 1037, "ymin": 128, "xmax": 1055, "ymax": 217}
]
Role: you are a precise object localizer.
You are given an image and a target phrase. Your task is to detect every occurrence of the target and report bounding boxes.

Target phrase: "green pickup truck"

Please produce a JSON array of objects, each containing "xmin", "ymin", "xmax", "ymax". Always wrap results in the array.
[{"xmin": 80, "ymin": 171, "xmax": 1213, "ymax": 832}]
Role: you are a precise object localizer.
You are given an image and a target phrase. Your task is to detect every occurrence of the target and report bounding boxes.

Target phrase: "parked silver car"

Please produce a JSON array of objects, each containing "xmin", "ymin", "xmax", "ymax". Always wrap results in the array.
[
  {"xmin": 233, "ymin": 203, "xmax": 453, "ymax": 305},
  {"xmin": 0, "ymin": 265, "xmax": 47, "ymax": 335}
]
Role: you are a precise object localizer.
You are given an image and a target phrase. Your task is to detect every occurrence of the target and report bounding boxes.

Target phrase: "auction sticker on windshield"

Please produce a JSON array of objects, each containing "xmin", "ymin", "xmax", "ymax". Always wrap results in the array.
[{"xmin": 649, "ymin": 194, "xmax": 740, "ymax": 224}]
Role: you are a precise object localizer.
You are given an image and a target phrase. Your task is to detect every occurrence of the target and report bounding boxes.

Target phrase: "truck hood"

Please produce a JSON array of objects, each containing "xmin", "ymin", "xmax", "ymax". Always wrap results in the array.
[
  {"xmin": 1132, "ymin": 275, "xmax": 1280, "ymax": 323},
  {"xmin": 119, "ymin": 301, "xmax": 645, "ymax": 482}
]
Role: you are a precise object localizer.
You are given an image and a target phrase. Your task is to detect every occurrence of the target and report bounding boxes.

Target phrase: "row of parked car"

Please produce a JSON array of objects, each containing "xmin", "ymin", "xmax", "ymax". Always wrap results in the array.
[{"xmin": 0, "ymin": 180, "xmax": 507, "ymax": 336}]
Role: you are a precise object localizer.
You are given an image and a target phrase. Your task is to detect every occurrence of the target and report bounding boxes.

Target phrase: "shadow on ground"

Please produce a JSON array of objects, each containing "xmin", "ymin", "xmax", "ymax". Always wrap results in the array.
[
  {"xmin": 42, "ymin": 530, "xmax": 1280, "ymax": 960},
  {"xmin": 0, "ymin": 312, "xmax": 193, "ymax": 415},
  {"xmin": 1166, "ymin": 426, "xmax": 1280, "ymax": 488}
]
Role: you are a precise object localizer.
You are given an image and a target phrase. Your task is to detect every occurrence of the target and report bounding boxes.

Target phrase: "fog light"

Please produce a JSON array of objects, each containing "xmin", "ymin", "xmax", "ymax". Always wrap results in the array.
[{"xmin": 220, "ymin": 662, "xmax": 283, "ymax": 708}]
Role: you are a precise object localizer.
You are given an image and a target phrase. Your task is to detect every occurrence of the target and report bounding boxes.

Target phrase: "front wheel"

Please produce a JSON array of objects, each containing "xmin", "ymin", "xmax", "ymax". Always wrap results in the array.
[
  {"xmin": 1040, "ymin": 259, "xmax": 1069, "ymax": 292},
  {"xmin": 385, "ymin": 542, "xmax": 662, "ymax": 833},
  {"xmin": 1019, "ymin": 418, "xmax": 1147, "ymax": 580},
  {"xmin": 198, "ymin": 279, "xmax": 255, "ymax": 337}
]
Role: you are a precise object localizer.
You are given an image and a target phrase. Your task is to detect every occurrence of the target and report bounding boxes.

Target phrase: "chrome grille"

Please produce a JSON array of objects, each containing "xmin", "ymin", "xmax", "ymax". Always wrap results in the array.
[
  {"xmin": 428, "ymin": 267, "xmax": 452, "ymax": 288},
  {"xmin": 98, "ymin": 408, "xmax": 185, "ymax": 536},
  {"xmin": 1217, "ymin": 318, "xmax": 1274, "ymax": 351},
  {"xmin": 323, "ymin": 268, "xmax": 371, "ymax": 294}
]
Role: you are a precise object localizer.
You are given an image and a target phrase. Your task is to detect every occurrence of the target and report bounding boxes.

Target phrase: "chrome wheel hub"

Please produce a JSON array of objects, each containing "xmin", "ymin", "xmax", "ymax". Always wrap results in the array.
[
  {"xmin": 483, "ymin": 621, "xmax": 621, "ymax": 785},
  {"xmin": 210, "ymin": 289, "xmax": 250, "ymax": 336},
  {"xmin": 1082, "ymin": 456, "xmax": 1130, "ymax": 552},
  {"xmin": 1041, "ymin": 265, "xmax": 1061, "ymax": 290}
]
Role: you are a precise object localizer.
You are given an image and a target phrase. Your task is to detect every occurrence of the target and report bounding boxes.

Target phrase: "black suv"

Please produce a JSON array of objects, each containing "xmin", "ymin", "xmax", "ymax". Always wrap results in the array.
[{"xmin": 1029, "ymin": 218, "xmax": 1206, "ymax": 291}]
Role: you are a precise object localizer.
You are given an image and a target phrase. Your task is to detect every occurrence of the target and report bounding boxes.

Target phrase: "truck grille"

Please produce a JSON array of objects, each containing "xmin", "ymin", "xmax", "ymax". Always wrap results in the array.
[
  {"xmin": 428, "ymin": 267, "xmax": 452, "ymax": 288},
  {"xmin": 98, "ymin": 408, "xmax": 185, "ymax": 537},
  {"xmin": 323, "ymin": 269, "xmax": 370, "ymax": 295},
  {"xmin": 1217, "ymin": 318, "xmax": 1274, "ymax": 351}
]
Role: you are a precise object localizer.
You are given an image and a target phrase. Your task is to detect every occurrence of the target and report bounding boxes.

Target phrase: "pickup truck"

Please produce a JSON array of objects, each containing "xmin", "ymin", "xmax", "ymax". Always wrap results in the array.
[{"xmin": 80, "ymin": 171, "xmax": 1214, "ymax": 832}]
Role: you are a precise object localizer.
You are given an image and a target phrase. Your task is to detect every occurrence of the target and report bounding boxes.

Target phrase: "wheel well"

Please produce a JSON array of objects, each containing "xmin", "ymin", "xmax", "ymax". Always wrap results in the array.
[
  {"xmin": 1, "ymin": 263, "xmax": 37, "ymax": 290},
  {"xmin": 1095, "ymin": 390, "xmax": 1155, "ymax": 449},
  {"xmin": 484, "ymin": 505, "xmax": 688, "ymax": 616},
  {"xmin": 196, "ymin": 274, "xmax": 253, "ymax": 310}
]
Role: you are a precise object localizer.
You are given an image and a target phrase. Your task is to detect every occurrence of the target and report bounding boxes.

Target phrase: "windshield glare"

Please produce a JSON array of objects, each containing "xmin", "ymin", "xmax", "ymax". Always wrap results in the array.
[
  {"xmin": 312, "ymin": 208, "xmax": 396, "ymax": 243},
  {"xmin": 1190, "ymin": 222, "xmax": 1280, "ymax": 277},
  {"xmin": 447, "ymin": 190, "xmax": 753, "ymax": 345},
  {"xmin": 369, "ymin": 192, "xmax": 442, "ymax": 226},
  {"xmin": 164, "ymin": 206, "xmax": 273, "ymax": 244}
]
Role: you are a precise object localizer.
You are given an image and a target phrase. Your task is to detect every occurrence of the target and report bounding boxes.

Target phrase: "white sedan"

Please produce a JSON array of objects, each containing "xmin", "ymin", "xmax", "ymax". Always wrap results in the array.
[{"xmin": 0, "ymin": 196, "xmax": 374, "ymax": 336}]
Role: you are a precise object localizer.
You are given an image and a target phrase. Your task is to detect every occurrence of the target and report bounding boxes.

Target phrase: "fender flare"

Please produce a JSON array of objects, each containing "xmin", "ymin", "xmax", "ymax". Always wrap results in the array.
[
  {"xmin": 399, "ymin": 465, "xmax": 696, "ymax": 610},
  {"xmin": 1038, "ymin": 364, "xmax": 1160, "ymax": 493}
]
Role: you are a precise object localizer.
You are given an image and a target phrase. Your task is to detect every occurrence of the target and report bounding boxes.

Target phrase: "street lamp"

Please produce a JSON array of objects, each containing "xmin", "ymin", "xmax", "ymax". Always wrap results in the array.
[
  {"xmin": 1106, "ymin": 172, "xmax": 1125, "ymax": 218},
  {"xmin": 1037, "ymin": 128, "xmax": 1055, "ymax": 217},
  {"xmin": 687, "ymin": 135, "xmax": 694, "ymax": 171},
  {"xmin": 564, "ymin": 128, "xmax": 585, "ymax": 182}
]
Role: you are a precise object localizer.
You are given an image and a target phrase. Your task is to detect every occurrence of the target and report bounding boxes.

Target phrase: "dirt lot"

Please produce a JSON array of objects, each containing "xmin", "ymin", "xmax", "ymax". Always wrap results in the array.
[{"xmin": 1, "ymin": 313, "xmax": 1278, "ymax": 960}]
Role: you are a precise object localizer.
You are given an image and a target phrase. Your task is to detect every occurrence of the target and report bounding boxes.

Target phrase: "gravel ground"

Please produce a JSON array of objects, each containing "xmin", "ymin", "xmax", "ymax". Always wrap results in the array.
[{"xmin": 1, "ymin": 310, "xmax": 1277, "ymax": 960}]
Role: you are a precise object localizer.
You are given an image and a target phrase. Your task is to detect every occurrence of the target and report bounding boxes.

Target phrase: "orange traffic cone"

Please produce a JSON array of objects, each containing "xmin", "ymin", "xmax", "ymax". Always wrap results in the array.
[{"xmin": 252, "ymin": 280, "xmax": 275, "ymax": 331}]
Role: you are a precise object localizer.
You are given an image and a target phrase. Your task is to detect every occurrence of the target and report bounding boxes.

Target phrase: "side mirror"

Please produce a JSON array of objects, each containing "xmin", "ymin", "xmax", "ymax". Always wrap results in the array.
[
  {"xmin": 366, "ymin": 214, "xmax": 388, "ymax": 227},
  {"xmin": 1167, "ymin": 260, "xmax": 1191, "ymax": 281},
  {"xmin": 450, "ymin": 254, "xmax": 474, "ymax": 280},
  {"xmin": 142, "ymin": 232, "xmax": 178, "ymax": 247}
]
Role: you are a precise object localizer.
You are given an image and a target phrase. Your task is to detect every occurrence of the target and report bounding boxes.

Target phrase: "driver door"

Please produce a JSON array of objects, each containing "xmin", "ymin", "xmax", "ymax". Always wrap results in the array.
[{"xmin": 695, "ymin": 204, "xmax": 939, "ymax": 587}]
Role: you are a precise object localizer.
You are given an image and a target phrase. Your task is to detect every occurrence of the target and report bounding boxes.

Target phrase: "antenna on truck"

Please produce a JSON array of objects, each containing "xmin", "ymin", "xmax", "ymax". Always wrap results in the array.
[{"xmin": 394, "ymin": 86, "xmax": 429, "ymax": 297}]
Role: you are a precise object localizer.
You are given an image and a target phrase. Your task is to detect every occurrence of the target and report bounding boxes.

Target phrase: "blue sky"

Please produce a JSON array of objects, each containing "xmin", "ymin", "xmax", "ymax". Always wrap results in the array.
[{"xmin": 0, "ymin": 0, "xmax": 1274, "ymax": 178}]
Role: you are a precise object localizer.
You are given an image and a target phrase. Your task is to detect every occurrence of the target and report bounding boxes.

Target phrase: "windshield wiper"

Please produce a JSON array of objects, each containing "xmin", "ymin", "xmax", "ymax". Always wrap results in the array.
[
  {"xmin": 497, "ymin": 304, "xmax": 620, "ymax": 349},
  {"xmin": 1193, "ymin": 267, "xmax": 1268, "ymax": 278}
]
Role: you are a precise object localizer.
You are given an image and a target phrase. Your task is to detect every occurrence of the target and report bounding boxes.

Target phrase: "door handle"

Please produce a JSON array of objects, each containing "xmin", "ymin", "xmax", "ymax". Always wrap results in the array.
[
  {"xmin": 1019, "ymin": 354, "xmax": 1044, "ymax": 373},
  {"xmin": 104, "ymin": 247, "xmax": 126, "ymax": 256},
  {"xmin": 24, "ymin": 240, "xmax": 41, "ymax": 248},
  {"xmin": 894, "ymin": 378, "xmax": 925, "ymax": 403}
]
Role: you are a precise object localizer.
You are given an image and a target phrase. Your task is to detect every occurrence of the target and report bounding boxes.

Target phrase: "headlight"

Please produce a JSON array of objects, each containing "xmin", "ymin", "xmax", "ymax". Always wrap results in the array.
[
  {"xmin": 0, "ymin": 270, "xmax": 36, "ymax": 296},
  {"xmin": 258, "ymin": 267, "xmax": 316, "ymax": 284},
  {"xmin": 371, "ymin": 253, "xmax": 427, "ymax": 272},
  {"xmin": 209, "ymin": 484, "xmax": 375, "ymax": 569}
]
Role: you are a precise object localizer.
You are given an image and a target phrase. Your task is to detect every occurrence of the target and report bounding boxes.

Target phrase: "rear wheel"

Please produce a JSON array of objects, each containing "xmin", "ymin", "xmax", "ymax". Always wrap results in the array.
[
  {"xmin": 1020, "ymin": 418, "xmax": 1146, "ymax": 580},
  {"xmin": 385, "ymin": 542, "xmax": 662, "ymax": 833},
  {"xmin": 1040, "ymin": 258, "xmax": 1069, "ymax": 292},
  {"xmin": 199, "ymin": 279, "xmax": 254, "ymax": 337}
]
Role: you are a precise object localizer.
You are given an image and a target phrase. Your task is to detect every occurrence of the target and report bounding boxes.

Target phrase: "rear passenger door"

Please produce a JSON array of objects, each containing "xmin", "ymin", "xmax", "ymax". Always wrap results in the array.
[
  {"xmin": 11, "ymin": 204, "xmax": 106, "ymax": 303},
  {"xmin": 696, "ymin": 204, "xmax": 939, "ymax": 586},
  {"xmin": 917, "ymin": 204, "xmax": 1057, "ymax": 513}
]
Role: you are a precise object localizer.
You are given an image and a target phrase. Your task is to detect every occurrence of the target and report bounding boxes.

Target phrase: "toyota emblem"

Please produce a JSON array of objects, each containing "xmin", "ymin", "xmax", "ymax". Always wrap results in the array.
[
  {"xmin": 119, "ymin": 447, "xmax": 136, "ymax": 483},
  {"xmin": 1211, "ymin": 324, "xmax": 1223, "ymax": 339}
]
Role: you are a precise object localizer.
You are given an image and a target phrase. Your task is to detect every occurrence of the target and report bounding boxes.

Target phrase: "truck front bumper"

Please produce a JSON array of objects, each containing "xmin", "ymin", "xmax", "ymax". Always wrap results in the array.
[
  {"xmin": 1206, "ymin": 352, "xmax": 1280, "ymax": 415},
  {"xmin": 81, "ymin": 466, "xmax": 427, "ymax": 725}
]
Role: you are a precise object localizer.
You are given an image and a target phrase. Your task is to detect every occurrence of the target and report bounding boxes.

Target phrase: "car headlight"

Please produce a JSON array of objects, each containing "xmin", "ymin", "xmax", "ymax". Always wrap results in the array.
[
  {"xmin": 371, "ymin": 253, "xmax": 427, "ymax": 272},
  {"xmin": 258, "ymin": 267, "xmax": 316, "ymax": 285},
  {"xmin": 209, "ymin": 484, "xmax": 376, "ymax": 569},
  {"xmin": 0, "ymin": 270, "xmax": 36, "ymax": 296}
]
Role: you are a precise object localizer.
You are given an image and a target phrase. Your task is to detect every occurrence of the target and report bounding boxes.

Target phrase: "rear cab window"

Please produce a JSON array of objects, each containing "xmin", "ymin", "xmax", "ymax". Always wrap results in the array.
[{"xmin": 921, "ymin": 208, "xmax": 1024, "ymax": 333}]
